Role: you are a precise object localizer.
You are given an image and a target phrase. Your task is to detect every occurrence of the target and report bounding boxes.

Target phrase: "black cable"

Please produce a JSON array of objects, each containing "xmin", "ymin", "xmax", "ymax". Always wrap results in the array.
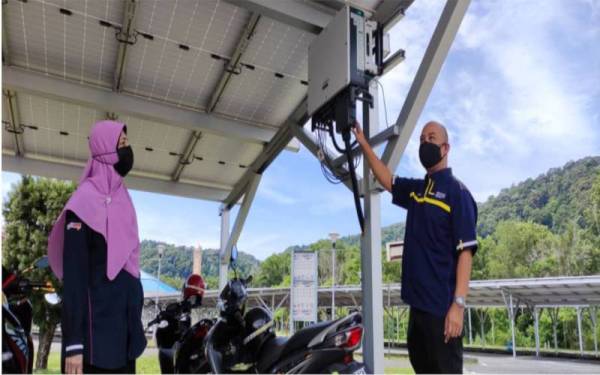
[{"xmin": 343, "ymin": 130, "xmax": 365, "ymax": 233}]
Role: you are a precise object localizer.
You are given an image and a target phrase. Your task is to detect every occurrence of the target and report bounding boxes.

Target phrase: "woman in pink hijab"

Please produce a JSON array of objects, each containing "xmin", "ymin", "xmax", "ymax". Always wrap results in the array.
[{"xmin": 47, "ymin": 120, "xmax": 146, "ymax": 374}]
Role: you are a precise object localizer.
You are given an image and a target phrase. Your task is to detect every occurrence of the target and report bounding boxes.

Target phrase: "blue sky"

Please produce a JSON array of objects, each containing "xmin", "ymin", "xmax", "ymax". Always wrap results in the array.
[{"xmin": 2, "ymin": 0, "xmax": 600, "ymax": 260}]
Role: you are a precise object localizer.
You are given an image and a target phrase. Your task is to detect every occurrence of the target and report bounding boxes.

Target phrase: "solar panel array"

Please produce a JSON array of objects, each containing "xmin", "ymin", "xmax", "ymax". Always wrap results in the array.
[{"xmin": 3, "ymin": 0, "xmax": 314, "ymax": 196}]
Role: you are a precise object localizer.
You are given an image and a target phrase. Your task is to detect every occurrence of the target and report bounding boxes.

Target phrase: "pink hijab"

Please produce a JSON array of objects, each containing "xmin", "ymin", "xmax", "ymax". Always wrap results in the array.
[{"xmin": 48, "ymin": 120, "xmax": 140, "ymax": 281}]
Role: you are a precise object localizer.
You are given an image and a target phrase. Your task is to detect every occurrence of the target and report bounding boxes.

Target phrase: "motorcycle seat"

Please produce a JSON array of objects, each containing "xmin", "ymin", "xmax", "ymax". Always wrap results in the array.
[
  {"xmin": 257, "ymin": 336, "xmax": 288, "ymax": 371},
  {"xmin": 257, "ymin": 320, "xmax": 338, "ymax": 371}
]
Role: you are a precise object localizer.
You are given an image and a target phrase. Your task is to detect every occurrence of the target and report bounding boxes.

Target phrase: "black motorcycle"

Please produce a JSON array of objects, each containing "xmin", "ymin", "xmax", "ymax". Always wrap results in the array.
[
  {"xmin": 205, "ymin": 248, "xmax": 367, "ymax": 374},
  {"xmin": 146, "ymin": 292, "xmax": 213, "ymax": 373},
  {"xmin": 2, "ymin": 256, "xmax": 59, "ymax": 374}
]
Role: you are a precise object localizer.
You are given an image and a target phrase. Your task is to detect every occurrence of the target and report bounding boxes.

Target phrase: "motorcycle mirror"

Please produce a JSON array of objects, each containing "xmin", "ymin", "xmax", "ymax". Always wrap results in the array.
[
  {"xmin": 44, "ymin": 293, "xmax": 61, "ymax": 305},
  {"xmin": 34, "ymin": 256, "xmax": 49, "ymax": 269}
]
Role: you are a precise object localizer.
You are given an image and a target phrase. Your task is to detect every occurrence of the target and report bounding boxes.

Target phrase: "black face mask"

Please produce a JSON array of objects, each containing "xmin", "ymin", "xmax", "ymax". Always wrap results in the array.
[
  {"xmin": 419, "ymin": 142, "xmax": 444, "ymax": 169},
  {"xmin": 114, "ymin": 146, "xmax": 134, "ymax": 177}
]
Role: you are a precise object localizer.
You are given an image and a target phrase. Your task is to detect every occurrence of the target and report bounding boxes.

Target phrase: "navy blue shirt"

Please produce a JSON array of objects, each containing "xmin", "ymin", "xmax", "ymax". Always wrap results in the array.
[{"xmin": 392, "ymin": 168, "xmax": 478, "ymax": 317}]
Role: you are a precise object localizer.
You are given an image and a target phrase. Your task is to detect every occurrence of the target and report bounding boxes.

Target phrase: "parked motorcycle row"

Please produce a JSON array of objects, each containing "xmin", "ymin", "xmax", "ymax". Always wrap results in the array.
[
  {"xmin": 2, "ymin": 256, "xmax": 60, "ymax": 374},
  {"xmin": 2, "ymin": 251, "xmax": 367, "ymax": 374}
]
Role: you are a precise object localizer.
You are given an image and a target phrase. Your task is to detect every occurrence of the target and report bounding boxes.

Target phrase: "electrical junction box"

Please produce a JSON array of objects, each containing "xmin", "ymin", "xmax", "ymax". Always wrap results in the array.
[{"xmin": 308, "ymin": 5, "xmax": 378, "ymax": 116}]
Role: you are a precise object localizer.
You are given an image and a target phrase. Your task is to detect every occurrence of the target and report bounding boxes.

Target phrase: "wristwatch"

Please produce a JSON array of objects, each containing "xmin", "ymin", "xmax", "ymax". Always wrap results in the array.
[{"xmin": 454, "ymin": 296, "xmax": 466, "ymax": 308}]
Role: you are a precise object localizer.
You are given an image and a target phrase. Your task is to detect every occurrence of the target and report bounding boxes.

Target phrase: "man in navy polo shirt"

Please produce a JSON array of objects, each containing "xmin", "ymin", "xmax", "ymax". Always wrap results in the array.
[{"xmin": 353, "ymin": 121, "xmax": 477, "ymax": 374}]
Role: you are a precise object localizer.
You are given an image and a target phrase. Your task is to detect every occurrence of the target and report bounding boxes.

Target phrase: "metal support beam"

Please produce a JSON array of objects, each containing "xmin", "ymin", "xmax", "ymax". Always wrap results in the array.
[
  {"xmin": 223, "ymin": 0, "xmax": 334, "ymax": 34},
  {"xmin": 275, "ymin": 293, "xmax": 289, "ymax": 311},
  {"xmin": 360, "ymin": 81, "xmax": 384, "ymax": 373},
  {"xmin": 2, "ymin": 89, "xmax": 25, "ymax": 156},
  {"xmin": 113, "ymin": 0, "xmax": 138, "ymax": 92},
  {"xmin": 223, "ymin": 98, "xmax": 308, "ymax": 208},
  {"xmin": 2, "ymin": 1, "xmax": 10, "ymax": 66},
  {"xmin": 172, "ymin": 131, "xmax": 202, "ymax": 182},
  {"xmin": 219, "ymin": 207, "xmax": 230, "ymax": 292},
  {"xmin": 577, "ymin": 306, "xmax": 584, "ymax": 356},
  {"xmin": 381, "ymin": 0, "xmax": 471, "ymax": 172},
  {"xmin": 207, "ymin": 13, "xmax": 260, "ymax": 113},
  {"xmin": 534, "ymin": 307, "xmax": 540, "ymax": 357},
  {"xmin": 222, "ymin": 173, "xmax": 262, "ymax": 264},
  {"xmin": 2, "ymin": 153, "xmax": 230, "ymax": 201},
  {"xmin": 3, "ymin": 66, "xmax": 285, "ymax": 146},
  {"xmin": 467, "ymin": 307, "xmax": 473, "ymax": 345}
]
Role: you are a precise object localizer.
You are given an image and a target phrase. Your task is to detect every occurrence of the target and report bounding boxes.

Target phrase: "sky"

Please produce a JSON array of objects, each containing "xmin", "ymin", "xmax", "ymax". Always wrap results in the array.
[{"xmin": 2, "ymin": 0, "xmax": 600, "ymax": 260}]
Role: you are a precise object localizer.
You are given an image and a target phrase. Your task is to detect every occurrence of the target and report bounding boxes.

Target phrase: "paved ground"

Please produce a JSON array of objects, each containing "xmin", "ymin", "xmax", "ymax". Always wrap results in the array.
[{"xmin": 380, "ymin": 349, "xmax": 600, "ymax": 374}]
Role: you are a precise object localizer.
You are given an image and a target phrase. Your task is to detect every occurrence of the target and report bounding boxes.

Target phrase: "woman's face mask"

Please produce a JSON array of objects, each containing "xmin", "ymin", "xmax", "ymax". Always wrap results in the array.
[{"xmin": 114, "ymin": 146, "xmax": 134, "ymax": 177}]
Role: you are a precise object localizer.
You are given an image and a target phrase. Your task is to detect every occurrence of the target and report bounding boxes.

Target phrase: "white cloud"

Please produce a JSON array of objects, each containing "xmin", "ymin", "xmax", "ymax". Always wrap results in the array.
[{"xmin": 385, "ymin": 0, "xmax": 600, "ymax": 202}]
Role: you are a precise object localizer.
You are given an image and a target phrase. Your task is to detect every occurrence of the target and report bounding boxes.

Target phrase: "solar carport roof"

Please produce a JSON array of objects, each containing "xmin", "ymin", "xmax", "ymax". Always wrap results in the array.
[{"xmin": 1, "ymin": 0, "xmax": 411, "ymax": 204}]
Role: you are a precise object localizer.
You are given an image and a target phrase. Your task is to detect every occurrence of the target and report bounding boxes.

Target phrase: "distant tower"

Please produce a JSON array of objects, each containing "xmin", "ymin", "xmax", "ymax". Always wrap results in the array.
[{"xmin": 193, "ymin": 245, "xmax": 202, "ymax": 275}]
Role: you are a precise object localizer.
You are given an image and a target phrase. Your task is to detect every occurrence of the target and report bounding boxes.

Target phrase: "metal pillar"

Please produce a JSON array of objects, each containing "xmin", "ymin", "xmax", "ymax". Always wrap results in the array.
[
  {"xmin": 360, "ymin": 81, "xmax": 384, "ymax": 373},
  {"xmin": 577, "ymin": 306, "xmax": 584, "ymax": 356},
  {"xmin": 478, "ymin": 310, "xmax": 486, "ymax": 347},
  {"xmin": 550, "ymin": 307, "xmax": 559, "ymax": 352},
  {"xmin": 329, "ymin": 233, "xmax": 339, "ymax": 320},
  {"xmin": 155, "ymin": 244, "xmax": 165, "ymax": 315},
  {"xmin": 218, "ymin": 208, "xmax": 230, "ymax": 291},
  {"xmin": 508, "ymin": 293, "xmax": 516, "ymax": 358},
  {"xmin": 534, "ymin": 307, "xmax": 540, "ymax": 357},
  {"xmin": 467, "ymin": 307, "xmax": 472, "ymax": 345},
  {"xmin": 590, "ymin": 306, "xmax": 598, "ymax": 356},
  {"xmin": 491, "ymin": 312, "xmax": 495, "ymax": 345}
]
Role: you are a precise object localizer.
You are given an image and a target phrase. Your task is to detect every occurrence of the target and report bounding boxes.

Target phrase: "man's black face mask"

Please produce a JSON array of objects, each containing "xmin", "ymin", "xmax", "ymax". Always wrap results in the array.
[
  {"xmin": 419, "ymin": 142, "xmax": 444, "ymax": 170},
  {"xmin": 114, "ymin": 146, "xmax": 134, "ymax": 177}
]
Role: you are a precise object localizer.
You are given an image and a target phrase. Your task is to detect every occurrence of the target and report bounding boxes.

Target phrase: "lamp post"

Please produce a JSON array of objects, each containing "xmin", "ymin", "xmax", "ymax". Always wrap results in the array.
[
  {"xmin": 329, "ymin": 232, "xmax": 339, "ymax": 320},
  {"xmin": 155, "ymin": 244, "xmax": 165, "ymax": 315}
]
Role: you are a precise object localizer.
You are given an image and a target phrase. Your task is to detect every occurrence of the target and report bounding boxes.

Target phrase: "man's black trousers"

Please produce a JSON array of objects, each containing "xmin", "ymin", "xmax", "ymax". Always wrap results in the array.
[{"xmin": 407, "ymin": 307, "xmax": 463, "ymax": 374}]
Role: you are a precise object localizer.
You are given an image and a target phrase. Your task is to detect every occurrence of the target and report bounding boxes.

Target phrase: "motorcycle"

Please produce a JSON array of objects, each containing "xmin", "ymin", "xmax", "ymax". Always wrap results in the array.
[
  {"xmin": 205, "ymin": 248, "xmax": 367, "ymax": 374},
  {"xmin": 146, "ymin": 274, "xmax": 213, "ymax": 374},
  {"xmin": 2, "ymin": 256, "xmax": 60, "ymax": 374}
]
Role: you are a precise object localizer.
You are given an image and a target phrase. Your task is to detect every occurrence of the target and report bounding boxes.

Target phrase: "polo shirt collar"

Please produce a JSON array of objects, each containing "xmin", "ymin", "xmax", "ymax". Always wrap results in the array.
[{"xmin": 425, "ymin": 167, "xmax": 452, "ymax": 180}]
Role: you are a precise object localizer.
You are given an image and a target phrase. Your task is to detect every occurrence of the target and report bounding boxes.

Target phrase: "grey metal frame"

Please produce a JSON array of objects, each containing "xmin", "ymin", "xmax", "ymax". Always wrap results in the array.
[
  {"xmin": 2, "ymin": 153, "xmax": 230, "ymax": 201},
  {"xmin": 113, "ymin": 0, "xmax": 138, "ymax": 92},
  {"xmin": 2, "ymin": 66, "xmax": 287, "ymax": 147},
  {"xmin": 2, "ymin": 89, "xmax": 25, "ymax": 156}
]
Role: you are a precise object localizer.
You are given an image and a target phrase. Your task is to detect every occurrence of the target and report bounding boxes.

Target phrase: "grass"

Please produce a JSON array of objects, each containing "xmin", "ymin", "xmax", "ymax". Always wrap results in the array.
[
  {"xmin": 34, "ymin": 352, "xmax": 161, "ymax": 374},
  {"xmin": 384, "ymin": 367, "xmax": 415, "ymax": 374},
  {"xmin": 36, "ymin": 351, "xmax": 413, "ymax": 374}
]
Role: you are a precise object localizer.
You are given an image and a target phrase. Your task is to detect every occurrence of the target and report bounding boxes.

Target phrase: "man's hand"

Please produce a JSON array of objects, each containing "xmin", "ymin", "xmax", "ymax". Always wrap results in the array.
[
  {"xmin": 351, "ymin": 121, "xmax": 367, "ymax": 146},
  {"xmin": 444, "ymin": 303, "xmax": 464, "ymax": 343},
  {"xmin": 65, "ymin": 354, "xmax": 83, "ymax": 374}
]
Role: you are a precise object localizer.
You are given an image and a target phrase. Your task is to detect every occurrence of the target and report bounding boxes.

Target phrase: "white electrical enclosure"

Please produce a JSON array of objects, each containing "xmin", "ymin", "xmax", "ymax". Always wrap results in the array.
[{"xmin": 308, "ymin": 6, "xmax": 377, "ymax": 116}]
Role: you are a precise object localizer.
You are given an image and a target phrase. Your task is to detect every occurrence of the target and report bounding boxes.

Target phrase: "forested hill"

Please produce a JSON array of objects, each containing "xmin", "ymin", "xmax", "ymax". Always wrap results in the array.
[
  {"xmin": 477, "ymin": 156, "xmax": 600, "ymax": 236},
  {"xmin": 139, "ymin": 156, "xmax": 600, "ymax": 288},
  {"xmin": 139, "ymin": 240, "xmax": 260, "ymax": 289}
]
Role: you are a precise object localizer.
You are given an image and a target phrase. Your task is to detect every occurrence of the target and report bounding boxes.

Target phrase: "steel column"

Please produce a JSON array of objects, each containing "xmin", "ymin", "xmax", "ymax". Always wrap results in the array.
[
  {"xmin": 577, "ymin": 306, "xmax": 584, "ymax": 356},
  {"xmin": 360, "ymin": 81, "xmax": 384, "ymax": 373},
  {"xmin": 534, "ymin": 307, "xmax": 540, "ymax": 357},
  {"xmin": 219, "ymin": 207, "xmax": 230, "ymax": 292}
]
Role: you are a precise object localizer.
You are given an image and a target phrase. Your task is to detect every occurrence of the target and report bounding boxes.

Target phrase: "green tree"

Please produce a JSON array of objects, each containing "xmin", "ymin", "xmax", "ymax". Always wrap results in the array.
[
  {"xmin": 485, "ymin": 221, "xmax": 556, "ymax": 278},
  {"xmin": 2, "ymin": 176, "xmax": 76, "ymax": 369}
]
